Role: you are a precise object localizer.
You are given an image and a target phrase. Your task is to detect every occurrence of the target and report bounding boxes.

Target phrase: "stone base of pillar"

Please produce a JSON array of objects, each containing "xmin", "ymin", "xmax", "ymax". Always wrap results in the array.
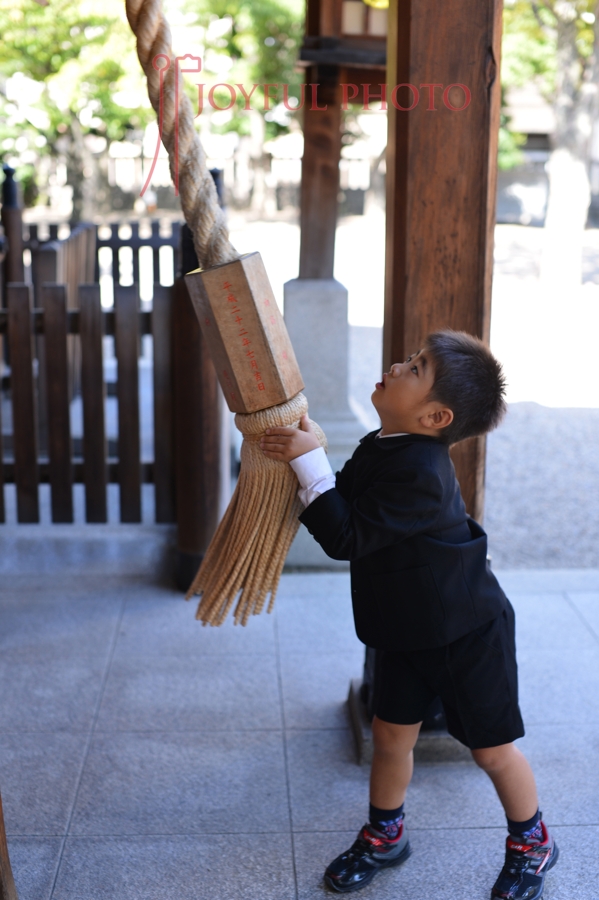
[{"xmin": 284, "ymin": 277, "xmax": 366, "ymax": 568}]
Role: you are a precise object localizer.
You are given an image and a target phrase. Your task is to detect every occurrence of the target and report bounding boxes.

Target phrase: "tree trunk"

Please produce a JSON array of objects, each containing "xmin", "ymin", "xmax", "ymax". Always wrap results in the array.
[
  {"xmin": 66, "ymin": 116, "xmax": 96, "ymax": 224},
  {"xmin": 541, "ymin": 4, "xmax": 596, "ymax": 287}
]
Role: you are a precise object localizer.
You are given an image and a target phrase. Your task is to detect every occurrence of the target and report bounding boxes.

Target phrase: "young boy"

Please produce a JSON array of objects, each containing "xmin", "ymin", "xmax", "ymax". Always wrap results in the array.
[{"xmin": 260, "ymin": 330, "xmax": 558, "ymax": 899}]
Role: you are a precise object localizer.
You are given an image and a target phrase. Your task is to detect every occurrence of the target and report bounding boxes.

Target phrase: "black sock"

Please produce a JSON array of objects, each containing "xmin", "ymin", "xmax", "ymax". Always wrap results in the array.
[
  {"xmin": 369, "ymin": 803, "xmax": 404, "ymax": 840},
  {"xmin": 507, "ymin": 809, "xmax": 542, "ymax": 839}
]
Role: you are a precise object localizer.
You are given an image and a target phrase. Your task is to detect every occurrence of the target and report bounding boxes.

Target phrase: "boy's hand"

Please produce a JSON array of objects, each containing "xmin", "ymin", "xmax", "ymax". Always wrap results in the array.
[{"xmin": 259, "ymin": 414, "xmax": 321, "ymax": 462}]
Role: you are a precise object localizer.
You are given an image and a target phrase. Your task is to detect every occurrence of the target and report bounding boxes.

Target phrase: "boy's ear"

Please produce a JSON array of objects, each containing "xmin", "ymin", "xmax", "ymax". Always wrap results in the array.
[{"xmin": 421, "ymin": 407, "xmax": 453, "ymax": 431}]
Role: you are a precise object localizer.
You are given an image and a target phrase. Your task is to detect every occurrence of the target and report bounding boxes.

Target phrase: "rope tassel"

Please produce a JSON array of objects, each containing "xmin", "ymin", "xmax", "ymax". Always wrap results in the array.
[{"xmin": 187, "ymin": 394, "xmax": 327, "ymax": 626}]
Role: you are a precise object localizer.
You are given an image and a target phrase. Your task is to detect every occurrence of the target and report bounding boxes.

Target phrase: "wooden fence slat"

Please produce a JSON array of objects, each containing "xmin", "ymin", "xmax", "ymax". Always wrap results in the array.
[
  {"xmin": 152, "ymin": 283, "xmax": 175, "ymax": 523},
  {"xmin": 85, "ymin": 225, "xmax": 96, "ymax": 282},
  {"xmin": 131, "ymin": 223, "xmax": 140, "ymax": 286},
  {"xmin": 79, "ymin": 283, "xmax": 107, "ymax": 522},
  {"xmin": 111, "ymin": 226, "xmax": 120, "ymax": 286},
  {"xmin": 7, "ymin": 283, "xmax": 39, "ymax": 523},
  {"xmin": 152, "ymin": 221, "xmax": 160, "ymax": 284},
  {"xmin": 30, "ymin": 240, "xmax": 63, "ymax": 304},
  {"xmin": 41, "ymin": 284, "xmax": 73, "ymax": 523},
  {"xmin": 30, "ymin": 242, "xmax": 63, "ymax": 458},
  {"xmin": 115, "ymin": 284, "xmax": 141, "ymax": 522}
]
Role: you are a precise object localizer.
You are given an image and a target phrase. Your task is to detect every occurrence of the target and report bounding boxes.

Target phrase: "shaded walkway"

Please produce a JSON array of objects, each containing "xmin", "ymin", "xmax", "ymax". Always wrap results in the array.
[{"xmin": 1, "ymin": 570, "xmax": 598, "ymax": 899}]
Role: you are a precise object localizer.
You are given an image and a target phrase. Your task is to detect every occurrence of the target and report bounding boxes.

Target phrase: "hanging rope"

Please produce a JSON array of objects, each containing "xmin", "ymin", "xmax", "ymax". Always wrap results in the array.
[
  {"xmin": 125, "ymin": 0, "xmax": 237, "ymax": 270},
  {"xmin": 125, "ymin": 0, "xmax": 327, "ymax": 624}
]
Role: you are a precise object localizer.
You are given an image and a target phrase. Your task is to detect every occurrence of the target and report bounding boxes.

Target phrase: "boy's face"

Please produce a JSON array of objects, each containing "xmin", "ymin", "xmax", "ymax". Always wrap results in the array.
[{"xmin": 371, "ymin": 348, "xmax": 453, "ymax": 436}]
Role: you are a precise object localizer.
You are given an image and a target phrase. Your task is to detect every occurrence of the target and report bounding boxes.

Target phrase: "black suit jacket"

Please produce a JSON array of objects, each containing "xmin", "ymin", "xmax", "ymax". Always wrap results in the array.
[{"xmin": 299, "ymin": 431, "xmax": 507, "ymax": 651}]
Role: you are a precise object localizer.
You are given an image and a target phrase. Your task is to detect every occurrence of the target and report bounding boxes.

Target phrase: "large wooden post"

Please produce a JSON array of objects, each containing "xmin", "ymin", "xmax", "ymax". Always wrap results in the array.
[
  {"xmin": 299, "ymin": 65, "xmax": 343, "ymax": 278},
  {"xmin": 173, "ymin": 226, "xmax": 227, "ymax": 590},
  {"xmin": 383, "ymin": 0, "xmax": 502, "ymax": 520}
]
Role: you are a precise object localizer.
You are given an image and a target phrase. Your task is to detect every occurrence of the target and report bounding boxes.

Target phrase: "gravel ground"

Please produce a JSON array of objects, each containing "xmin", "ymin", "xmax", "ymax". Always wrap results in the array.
[{"xmin": 485, "ymin": 403, "xmax": 599, "ymax": 567}]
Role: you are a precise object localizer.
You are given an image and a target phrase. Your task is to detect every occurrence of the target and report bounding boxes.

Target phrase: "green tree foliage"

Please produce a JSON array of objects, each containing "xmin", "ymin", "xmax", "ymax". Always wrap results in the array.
[
  {"xmin": 500, "ymin": 0, "xmax": 598, "ymax": 167},
  {"xmin": 0, "ymin": 0, "xmax": 152, "ymax": 214},
  {"xmin": 0, "ymin": 0, "xmax": 112, "ymax": 80},
  {"xmin": 185, "ymin": 0, "xmax": 303, "ymax": 136}
]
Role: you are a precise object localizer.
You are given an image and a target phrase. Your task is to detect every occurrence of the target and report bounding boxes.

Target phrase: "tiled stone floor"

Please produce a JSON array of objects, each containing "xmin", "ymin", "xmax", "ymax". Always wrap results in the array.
[{"xmin": 1, "ymin": 570, "xmax": 598, "ymax": 899}]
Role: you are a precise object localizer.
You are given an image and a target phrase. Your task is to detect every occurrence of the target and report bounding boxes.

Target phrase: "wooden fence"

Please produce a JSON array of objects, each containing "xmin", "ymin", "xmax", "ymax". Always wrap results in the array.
[
  {"xmin": 0, "ymin": 220, "xmax": 225, "ymax": 597},
  {"xmin": 0, "ymin": 281, "xmax": 175, "ymax": 525},
  {"xmin": 0, "ymin": 274, "xmax": 225, "ymax": 584},
  {"xmin": 23, "ymin": 219, "xmax": 180, "ymax": 299}
]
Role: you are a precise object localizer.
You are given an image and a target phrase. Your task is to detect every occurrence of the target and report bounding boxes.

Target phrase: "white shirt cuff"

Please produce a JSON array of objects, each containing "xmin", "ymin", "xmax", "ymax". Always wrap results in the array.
[{"xmin": 290, "ymin": 447, "xmax": 336, "ymax": 507}]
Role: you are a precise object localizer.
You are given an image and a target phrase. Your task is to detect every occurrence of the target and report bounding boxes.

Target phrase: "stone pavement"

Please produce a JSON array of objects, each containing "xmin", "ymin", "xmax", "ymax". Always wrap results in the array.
[{"xmin": 1, "ymin": 568, "xmax": 598, "ymax": 900}]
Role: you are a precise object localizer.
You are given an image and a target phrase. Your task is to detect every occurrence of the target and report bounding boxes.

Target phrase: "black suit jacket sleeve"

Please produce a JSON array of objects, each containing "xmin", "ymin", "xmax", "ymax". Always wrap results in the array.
[
  {"xmin": 299, "ymin": 465, "xmax": 444, "ymax": 561},
  {"xmin": 333, "ymin": 455, "xmax": 357, "ymax": 501}
]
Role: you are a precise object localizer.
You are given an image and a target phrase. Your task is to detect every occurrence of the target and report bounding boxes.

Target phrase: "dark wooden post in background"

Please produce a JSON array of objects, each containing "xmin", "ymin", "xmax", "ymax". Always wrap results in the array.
[
  {"xmin": 173, "ymin": 225, "xmax": 224, "ymax": 590},
  {"xmin": 7, "ymin": 285, "xmax": 39, "ymax": 523},
  {"xmin": 41, "ymin": 284, "xmax": 73, "ymax": 523},
  {"xmin": 115, "ymin": 285, "xmax": 142, "ymax": 523},
  {"xmin": 152, "ymin": 283, "xmax": 176, "ymax": 524},
  {"xmin": 1, "ymin": 166, "xmax": 24, "ymax": 290},
  {"xmin": 383, "ymin": 0, "xmax": 503, "ymax": 520},
  {"xmin": 79, "ymin": 284, "xmax": 108, "ymax": 523},
  {"xmin": 299, "ymin": 66, "xmax": 343, "ymax": 279}
]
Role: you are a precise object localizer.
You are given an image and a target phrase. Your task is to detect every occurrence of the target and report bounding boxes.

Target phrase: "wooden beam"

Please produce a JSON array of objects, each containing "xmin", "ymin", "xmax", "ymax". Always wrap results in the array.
[
  {"xmin": 299, "ymin": 65, "xmax": 343, "ymax": 279},
  {"xmin": 383, "ymin": 0, "xmax": 502, "ymax": 520}
]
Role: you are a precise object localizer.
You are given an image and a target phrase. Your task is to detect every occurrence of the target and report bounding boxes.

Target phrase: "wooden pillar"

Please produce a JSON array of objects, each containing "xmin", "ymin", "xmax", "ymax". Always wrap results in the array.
[
  {"xmin": 299, "ymin": 65, "xmax": 343, "ymax": 279},
  {"xmin": 172, "ymin": 278, "xmax": 223, "ymax": 589},
  {"xmin": 383, "ymin": 0, "xmax": 502, "ymax": 520},
  {"xmin": 173, "ymin": 225, "xmax": 224, "ymax": 590}
]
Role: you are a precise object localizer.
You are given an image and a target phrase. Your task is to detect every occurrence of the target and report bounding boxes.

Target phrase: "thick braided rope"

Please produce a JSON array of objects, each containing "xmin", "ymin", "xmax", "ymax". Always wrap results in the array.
[
  {"xmin": 125, "ymin": 0, "xmax": 237, "ymax": 269},
  {"xmin": 186, "ymin": 393, "xmax": 327, "ymax": 626},
  {"xmin": 125, "ymin": 0, "xmax": 328, "ymax": 625}
]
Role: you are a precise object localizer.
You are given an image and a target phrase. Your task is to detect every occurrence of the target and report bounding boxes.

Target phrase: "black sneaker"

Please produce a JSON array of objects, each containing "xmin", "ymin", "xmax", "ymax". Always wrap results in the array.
[
  {"xmin": 491, "ymin": 820, "xmax": 559, "ymax": 900},
  {"xmin": 324, "ymin": 822, "xmax": 411, "ymax": 893}
]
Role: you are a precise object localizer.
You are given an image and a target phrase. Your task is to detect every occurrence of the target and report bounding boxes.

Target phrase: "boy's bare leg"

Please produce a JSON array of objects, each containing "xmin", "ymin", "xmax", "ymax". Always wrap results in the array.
[
  {"xmin": 471, "ymin": 743, "xmax": 539, "ymax": 822},
  {"xmin": 324, "ymin": 717, "xmax": 417, "ymax": 892},
  {"xmin": 370, "ymin": 717, "xmax": 422, "ymax": 809}
]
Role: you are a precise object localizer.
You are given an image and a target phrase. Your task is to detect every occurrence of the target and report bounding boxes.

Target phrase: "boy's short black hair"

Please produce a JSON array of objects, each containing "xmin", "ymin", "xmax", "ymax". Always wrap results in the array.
[{"xmin": 425, "ymin": 330, "xmax": 507, "ymax": 445}]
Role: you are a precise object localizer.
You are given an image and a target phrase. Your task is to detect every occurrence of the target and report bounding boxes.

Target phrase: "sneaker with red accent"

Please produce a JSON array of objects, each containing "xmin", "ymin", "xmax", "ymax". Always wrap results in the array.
[
  {"xmin": 324, "ymin": 822, "xmax": 411, "ymax": 893},
  {"xmin": 491, "ymin": 820, "xmax": 559, "ymax": 900}
]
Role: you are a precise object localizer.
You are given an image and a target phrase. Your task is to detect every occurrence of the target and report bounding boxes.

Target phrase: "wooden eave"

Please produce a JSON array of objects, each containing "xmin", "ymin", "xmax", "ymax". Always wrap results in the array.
[{"xmin": 299, "ymin": 35, "xmax": 386, "ymax": 69}]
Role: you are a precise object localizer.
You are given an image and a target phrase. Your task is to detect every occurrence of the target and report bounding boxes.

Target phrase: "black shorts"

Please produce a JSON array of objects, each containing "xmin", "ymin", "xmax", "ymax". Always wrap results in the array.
[{"xmin": 374, "ymin": 601, "xmax": 525, "ymax": 750}]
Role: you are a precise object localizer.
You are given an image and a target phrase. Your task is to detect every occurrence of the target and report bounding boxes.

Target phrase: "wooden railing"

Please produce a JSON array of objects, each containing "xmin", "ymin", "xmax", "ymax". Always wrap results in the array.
[
  {"xmin": 23, "ymin": 219, "xmax": 180, "ymax": 300},
  {"xmin": 0, "ymin": 281, "xmax": 175, "ymax": 524},
  {"xmin": 1, "ymin": 219, "xmax": 226, "ymax": 599}
]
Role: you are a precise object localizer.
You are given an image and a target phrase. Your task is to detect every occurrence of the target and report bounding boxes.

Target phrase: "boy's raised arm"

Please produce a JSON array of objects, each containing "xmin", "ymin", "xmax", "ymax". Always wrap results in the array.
[{"xmin": 299, "ymin": 465, "xmax": 444, "ymax": 561}]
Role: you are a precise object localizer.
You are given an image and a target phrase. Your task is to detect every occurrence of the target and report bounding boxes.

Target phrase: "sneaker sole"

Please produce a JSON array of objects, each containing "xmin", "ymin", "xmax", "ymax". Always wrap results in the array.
[{"xmin": 323, "ymin": 841, "xmax": 412, "ymax": 894}]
